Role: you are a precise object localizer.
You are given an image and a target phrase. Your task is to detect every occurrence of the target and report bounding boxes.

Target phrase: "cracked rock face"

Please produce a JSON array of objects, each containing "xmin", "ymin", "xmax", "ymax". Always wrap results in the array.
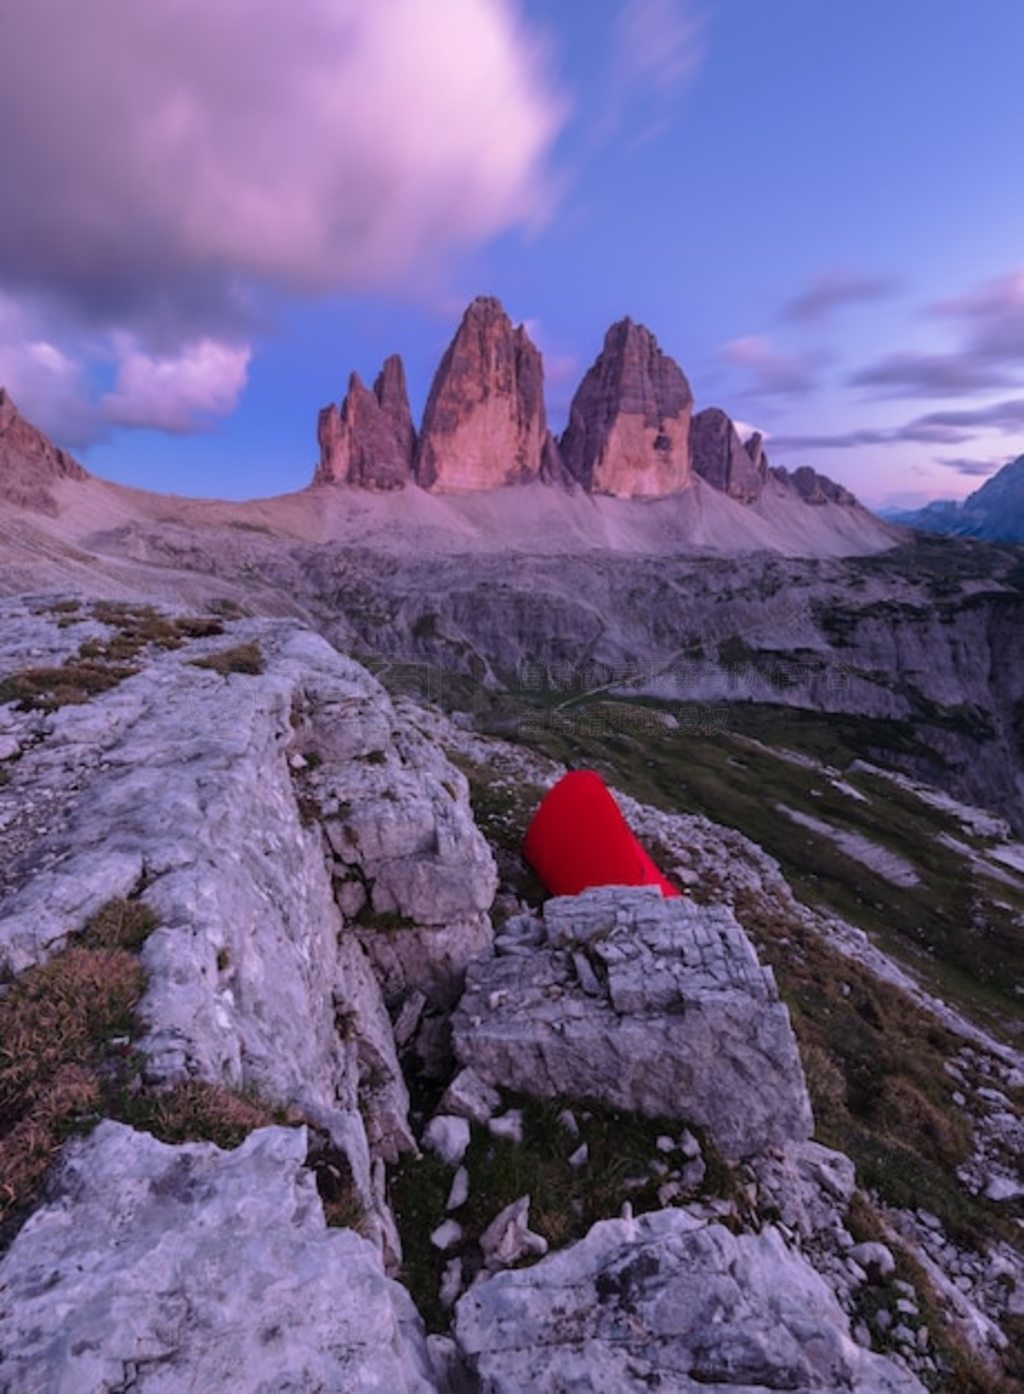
[
  {"xmin": 0, "ymin": 1122, "xmax": 438, "ymax": 1394},
  {"xmin": 415, "ymin": 297, "xmax": 548, "ymax": 492},
  {"xmin": 691, "ymin": 406, "xmax": 765, "ymax": 503},
  {"xmin": 560, "ymin": 318, "xmax": 694, "ymax": 498},
  {"xmin": 452, "ymin": 886, "xmax": 813, "ymax": 1161},
  {"xmin": 0, "ymin": 387, "xmax": 88, "ymax": 516},
  {"xmin": 454, "ymin": 1207, "xmax": 926, "ymax": 1393},
  {"xmin": 0, "ymin": 605, "xmax": 494, "ymax": 1222},
  {"xmin": 315, "ymin": 354, "xmax": 416, "ymax": 490}
]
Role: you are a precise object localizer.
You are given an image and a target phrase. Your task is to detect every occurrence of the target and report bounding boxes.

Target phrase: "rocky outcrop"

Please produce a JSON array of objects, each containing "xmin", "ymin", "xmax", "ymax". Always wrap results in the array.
[
  {"xmin": 452, "ymin": 886, "xmax": 813, "ymax": 1161},
  {"xmin": 415, "ymin": 297, "xmax": 547, "ymax": 491},
  {"xmin": 315, "ymin": 354, "xmax": 415, "ymax": 489},
  {"xmin": 0, "ymin": 387, "xmax": 88, "ymax": 516},
  {"xmin": 0, "ymin": 604, "xmax": 495, "ymax": 1228},
  {"xmin": 0, "ymin": 1122, "xmax": 438, "ymax": 1393},
  {"xmin": 744, "ymin": 429, "xmax": 770, "ymax": 476},
  {"xmin": 691, "ymin": 406, "xmax": 765, "ymax": 502},
  {"xmin": 560, "ymin": 319, "xmax": 694, "ymax": 498},
  {"xmin": 773, "ymin": 462, "xmax": 857, "ymax": 506},
  {"xmin": 453, "ymin": 1208, "xmax": 926, "ymax": 1393}
]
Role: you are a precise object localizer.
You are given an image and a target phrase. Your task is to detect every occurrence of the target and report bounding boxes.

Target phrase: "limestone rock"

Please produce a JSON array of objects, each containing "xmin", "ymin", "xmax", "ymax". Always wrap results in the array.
[
  {"xmin": 454, "ymin": 1208, "xmax": 926, "ymax": 1392},
  {"xmin": 0, "ymin": 1122, "xmax": 437, "ymax": 1393},
  {"xmin": 315, "ymin": 354, "xmax": 415, "ymax": 489},
  {"xmin": 479, "ymin": 1195, "xmax": 548, "ymax": 1271},
  {"xmin": 0, "ymin": 387, "xmax": 88, "ymax": 516},
  {"xmin": 423, "ymin": 1115, "xmax": 471, "ymax": 1168},
  {"xmin": 744, "ymin": 429, "xmax": 770, "ymax": 477},
  {"xmin": 691, "ymin": 407, "xmax": 765, "ymax": 502},
  {"xmin": 452, "ymin": 886, "xmax": 813, "ymax": 1162},
  {"xmin": 560, "ymin": 319, "xmax": 694, "ymax": 498},
  {"xmin": 416, "ymin": 297, "xmax": 548, "ymax": 491},
  {"xmin": 0, "ymin": 617, "xmax": 426, "ymax": 1219}
]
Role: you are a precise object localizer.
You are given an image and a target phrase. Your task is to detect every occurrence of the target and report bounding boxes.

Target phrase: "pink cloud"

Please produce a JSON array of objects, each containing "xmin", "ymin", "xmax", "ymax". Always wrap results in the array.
[
  {"xmin": 0, "ymin": 0, "xmax": 564, "ymax": 339},
  {"xmin": 722, "ymin": 336, "xmax": 820, "ymax": 398},
  {"xmin": 102, "ymin": 340, "xmax": 252, "ymax": 434}
]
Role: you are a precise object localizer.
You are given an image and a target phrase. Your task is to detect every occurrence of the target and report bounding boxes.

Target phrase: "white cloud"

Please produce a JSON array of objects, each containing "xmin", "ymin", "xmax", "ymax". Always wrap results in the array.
[
  {"xmin": 0, "ymin": 0, "xmax": 564, "ymax": 445},
  {"xmin": 0, "ymin": 0, "xmax": 565, "ymax": 339},
  {"xmin": 102, "ymin": 340, "xmax": 252, "ymax": 434},
  {"xmin": 0, "ymin": 295, "xmax": 99, "ymax": 447}
]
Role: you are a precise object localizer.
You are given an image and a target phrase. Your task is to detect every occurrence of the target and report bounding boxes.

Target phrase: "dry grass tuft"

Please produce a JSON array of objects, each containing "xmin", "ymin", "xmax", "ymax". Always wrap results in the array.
[{"xmin": 190, "ymin": 641, "xmax": 264, "ymax": 677}]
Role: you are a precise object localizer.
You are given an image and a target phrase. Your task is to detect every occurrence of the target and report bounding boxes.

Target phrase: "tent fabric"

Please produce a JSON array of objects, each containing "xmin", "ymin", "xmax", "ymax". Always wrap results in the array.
[{"xmin": 522, "ymin": 769, "xmax": 680, "ymax": 899}]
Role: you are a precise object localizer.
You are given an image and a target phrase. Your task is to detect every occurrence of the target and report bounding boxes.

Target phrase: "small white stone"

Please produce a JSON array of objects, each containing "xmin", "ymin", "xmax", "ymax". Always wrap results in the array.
[
  {"xmin": 440, "ymin": 1258, "xmax": 463, "ymax": 1309},
  {"xmin": 423, "ymin": 1115, "xmax": 471, "ymax": 1167},
  {"xmin": 568, "ymin": 1143, "xmax": 589, "ymax": 1170},
  {"xmin": 289, "ymin": 752, "xmax": 308, "ymax": 771},
  {"xmin": 446, "ymin": 1167, "xmax": 470, "ymax": 1212},
  {"xmin": 678, "ymin": 1129, "xmax": 701, "ymax": 1160},
  {"xmin": 557, "ymin": 1108, "xmax": 580, "ymax": 1139},
  {"xmin": 656, "ymin": 1135, "xmax": 676, "ymax": 1154},
  {"xmin": 430, "ymin": 1219, "xmax": 463, "ymax": 1252},
  {"xmin": 488, "ymin": 1110, "xmax": 524, "ymax": 1145},
  {"xmin": 849, "ymin": 1241, "xmax": 896, "ymax": 1281}
]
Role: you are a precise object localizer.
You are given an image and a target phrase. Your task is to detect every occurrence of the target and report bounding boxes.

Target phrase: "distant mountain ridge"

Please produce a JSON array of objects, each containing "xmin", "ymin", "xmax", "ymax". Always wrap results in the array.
[
  {"xmin": 892, "ymin": 453, "xmax": 1024, "ymax": 543},
  {"xmin": 0, "ymin": 299, "xmax": 896, "ymax": 561},
  {"xmin": 314, "ymin": 295, "xmax": 858, "ymax": 513}
]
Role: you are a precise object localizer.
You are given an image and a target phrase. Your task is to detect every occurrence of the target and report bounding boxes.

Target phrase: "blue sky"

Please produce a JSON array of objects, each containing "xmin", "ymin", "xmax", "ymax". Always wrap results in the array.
[{"xmin": 1, "ymin": 0, "xmax": 1023, "ymax": 509}]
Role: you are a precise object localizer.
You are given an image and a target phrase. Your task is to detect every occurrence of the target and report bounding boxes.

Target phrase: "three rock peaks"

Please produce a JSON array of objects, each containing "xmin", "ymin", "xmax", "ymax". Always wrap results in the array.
[{"xmin": 315, "ymin": 296, "xmax": 855, "ymax": 507}]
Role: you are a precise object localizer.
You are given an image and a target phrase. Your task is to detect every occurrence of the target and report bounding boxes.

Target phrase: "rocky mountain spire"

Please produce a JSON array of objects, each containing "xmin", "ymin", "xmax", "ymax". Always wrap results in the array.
[
  {"xmin": 690, "ymin": 408, "xmax": 765, "ymax": 504},
  {"xmin": 559, "ymin": 319, "xmax": 694, "ymax": 498},
  {"xmin": 0, "ymin": 387, "xmax": 88, "ymax": 516},
  {"xmin": 743, "ymin": 430, "xmax": 769, "ymax": 479},
  {"xmin": 415, "ymin": 297, "xmax": 548, "ymax": 491},
  {"xmin": 315, "ymin": 354, "xmax": 415, "ymax": 490}
]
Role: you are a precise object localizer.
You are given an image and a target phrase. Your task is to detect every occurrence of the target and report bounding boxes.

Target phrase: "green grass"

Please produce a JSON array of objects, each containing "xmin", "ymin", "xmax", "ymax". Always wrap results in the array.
[
  {"xmin": 506, "ymin": 697, "xmax": 1024, "ymax": 1037},
  {"xmin": 390, "ymin": 1096, "xmax": 737, "ymax": 1332}
]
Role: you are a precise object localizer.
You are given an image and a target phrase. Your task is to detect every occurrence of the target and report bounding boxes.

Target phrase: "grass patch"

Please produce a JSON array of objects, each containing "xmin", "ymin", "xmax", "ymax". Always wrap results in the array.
[
  {"xmin": 0, "ymin": 895, "xmax": 366, "ymax": 1254},
  {"xmin": 0, "ymin": 942, "xmax": 146, "ymax": 1225},
  {"xmin": 190, "ymin": 641, "xmax": 264, "ymax": 676},
  {"xmin": 732, "ymin": 887, "xmax": 1012, "ymax": 1260},
  {"xmin": 110, "ymin": 1080, "xmax": 284, "ymax": 1151},
  {"xmin": 390, "ymin": 1095, "xmax": 737, "ymax": 1332},
  {"xmin": 847, "ymin": 1193, "xmax": 1024, "ymax": 1394},
  {"xmin": 507, "ymin": 697, "xmax": 1024, "ymax": 1034},
  {"xmin": 0, "ymin": 660, "xmax": 134, "ymax": 710}
]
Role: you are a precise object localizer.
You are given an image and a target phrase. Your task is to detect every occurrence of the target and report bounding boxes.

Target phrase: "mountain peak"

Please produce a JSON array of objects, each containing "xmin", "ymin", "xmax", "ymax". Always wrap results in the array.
[
  {"xmin": 414, "ymin": 297, "xmax": 549, "ymax": 492},
  {"xmin": 560, "ymin": 317, "xmax": 694, "ymax": 498},
  {"xmin": 0, "ymin": 387, "xmax": 88, "ymax": 516}
]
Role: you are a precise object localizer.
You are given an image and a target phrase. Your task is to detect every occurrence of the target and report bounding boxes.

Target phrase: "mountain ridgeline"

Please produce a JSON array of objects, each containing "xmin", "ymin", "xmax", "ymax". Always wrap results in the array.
[
  {"xmin": 314, "ymin": 295, "xmax": 853, "ymax": 509},
  {"xmin": 892, "ymin": 454, "xmax": 1024, "ymax": 544}
]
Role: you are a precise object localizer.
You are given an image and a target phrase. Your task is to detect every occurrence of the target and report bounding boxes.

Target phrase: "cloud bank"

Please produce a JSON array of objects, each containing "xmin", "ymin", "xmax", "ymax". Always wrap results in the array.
[
  {"xmin": 0, "ymin": 0, "xmax": 564, "ymax": 440},
  {"xmin": 850, "ymin": 268, "xmax": 1024, "ymax": 400},
  {"xmin": 783, "ymin": 269, "xmax": 897, "ymax": 325}
]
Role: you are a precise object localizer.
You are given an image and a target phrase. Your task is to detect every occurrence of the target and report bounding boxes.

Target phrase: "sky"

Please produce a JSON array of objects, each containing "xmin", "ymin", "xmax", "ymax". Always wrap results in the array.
[{"xmin": 1, "ymin": 0, "xmax": 1023, "ymax": 511}]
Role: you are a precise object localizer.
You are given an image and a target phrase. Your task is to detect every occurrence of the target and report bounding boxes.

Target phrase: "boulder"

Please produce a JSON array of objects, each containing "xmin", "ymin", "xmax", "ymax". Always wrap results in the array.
[
  {"xmin": 315, "ymin": 354, "xmax": 415, "ymax": 489},
  {"xmin": 0, "ymin": 1122, "xmax": 438, "ymax": 1393},
  {"xmin": 452, "ymin": 886, "xmax": 813, "ymax": 1162},
  {"xmin": 560, "ymin": 319, "xmax": 694, "ymax": 498},
  {"xmin": 453, "ymin": 1208, "xmax": 926, "ymax": 1392},
  {"xmin": 416, "ymin": 297, "xmax": 548, "ymax": 491}
]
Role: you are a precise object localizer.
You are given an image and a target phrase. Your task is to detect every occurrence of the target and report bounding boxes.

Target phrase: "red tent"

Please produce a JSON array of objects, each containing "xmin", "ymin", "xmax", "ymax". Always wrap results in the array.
[{"xmin": 522, "ymin": 769, "xmax": 680, "ymax": 898}]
